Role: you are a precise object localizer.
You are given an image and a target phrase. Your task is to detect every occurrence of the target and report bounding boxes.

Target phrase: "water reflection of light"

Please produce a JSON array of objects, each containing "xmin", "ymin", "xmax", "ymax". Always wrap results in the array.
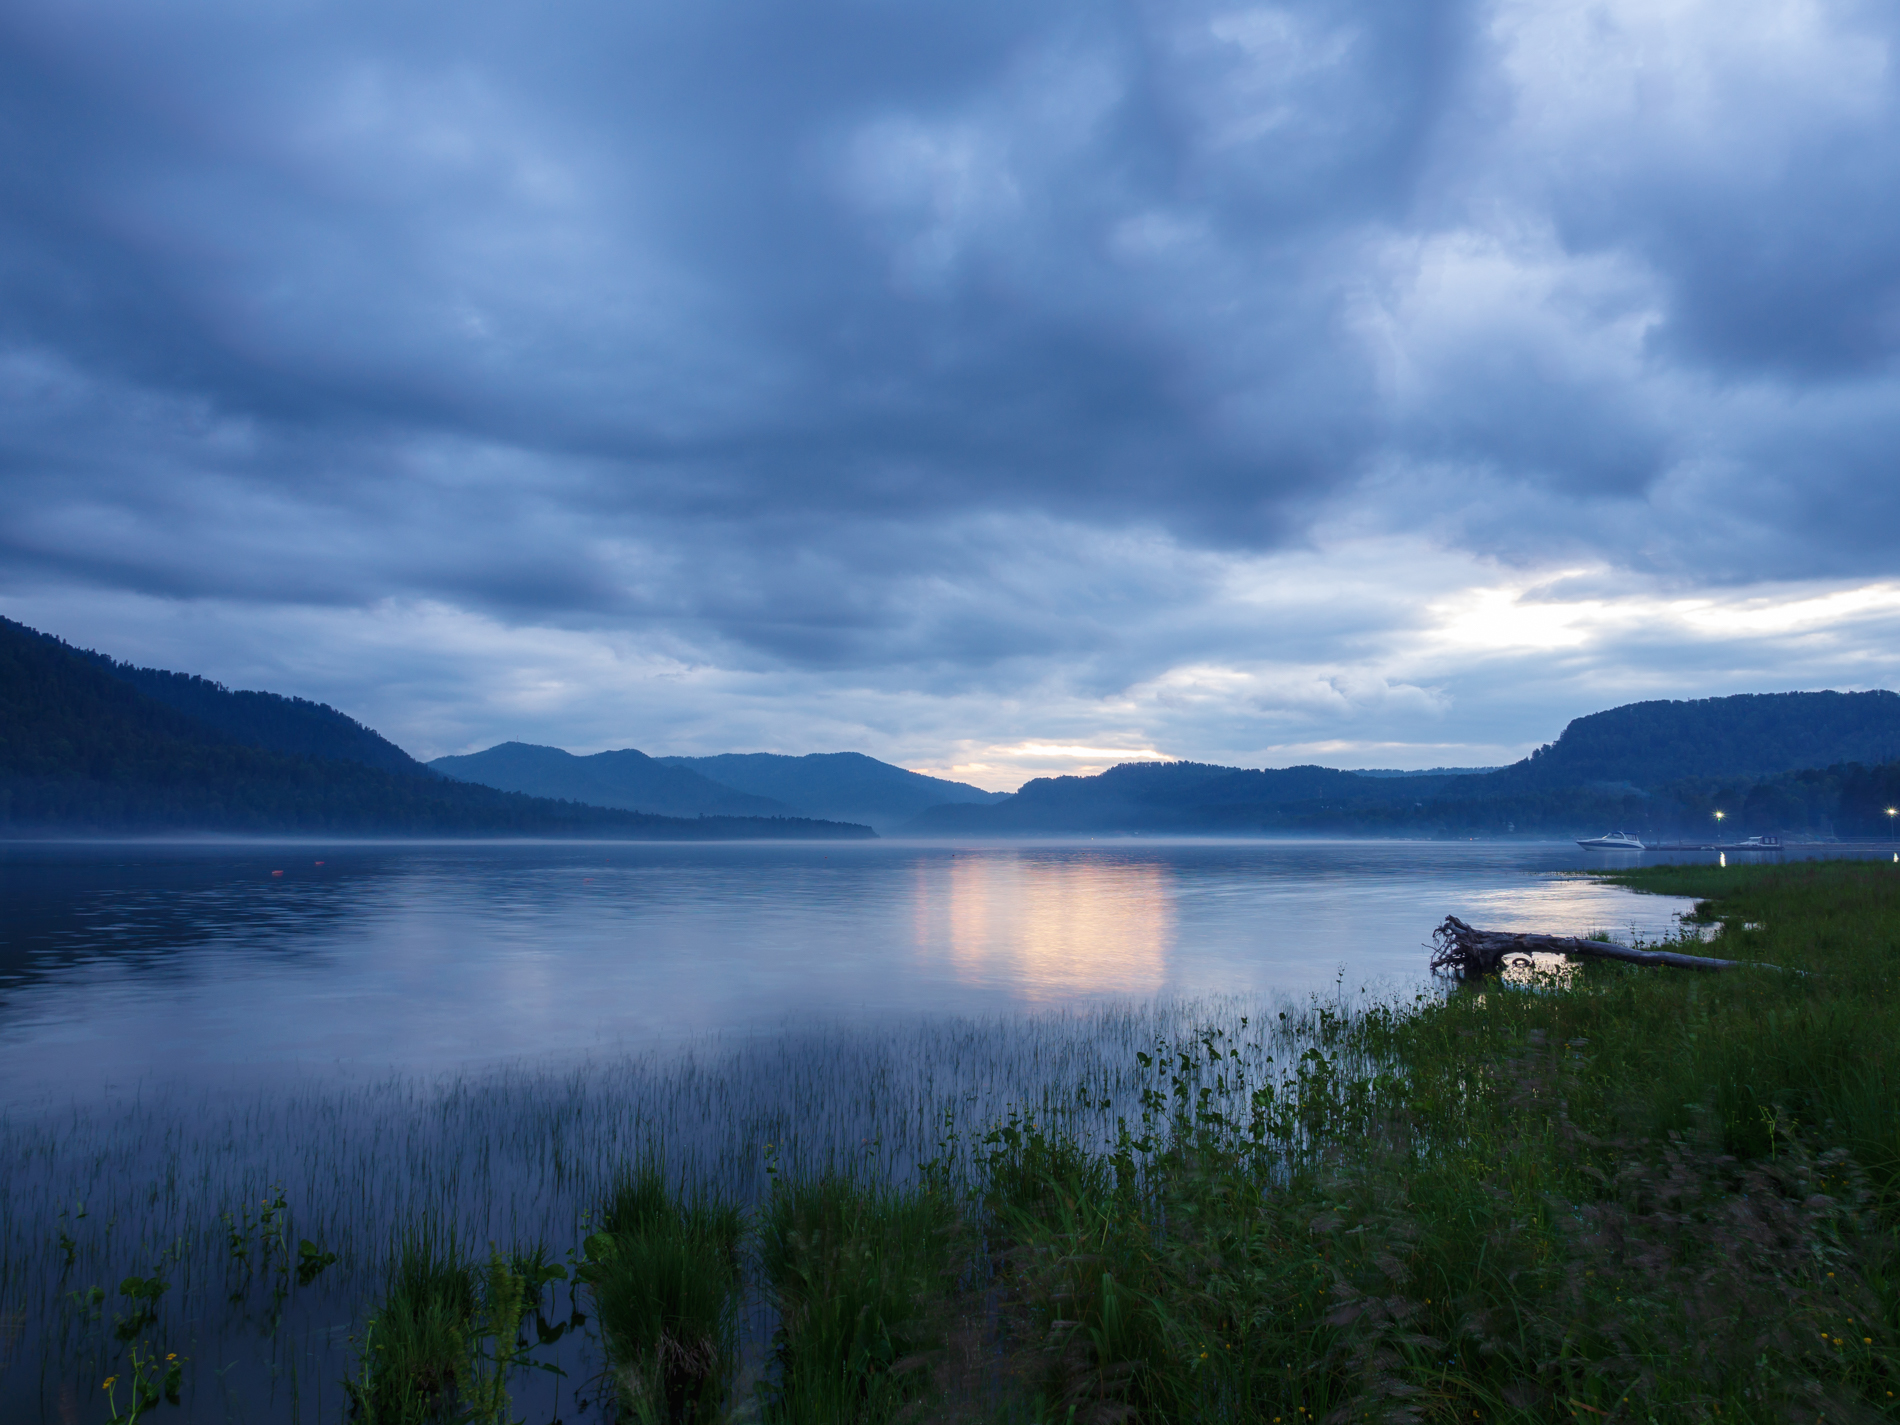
[
  {"xmin": 1501, "ymin": 952, "xmax": 1579, "ymax": 988},
  {"xmin": 1449, "ymin": 877, "xmax": 1688, "ymax": 943},
  {"xmin": 914, "ymin": 854, "xmax": 1173, "ymax": 999}
]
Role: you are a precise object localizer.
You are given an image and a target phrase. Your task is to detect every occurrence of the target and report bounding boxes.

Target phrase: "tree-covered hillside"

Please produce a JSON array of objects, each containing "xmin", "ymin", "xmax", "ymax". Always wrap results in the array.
[
  {"xmin": 0, "ymin": 620, "xmax": 872, "ymax": 838},
  {"xmin": 904, "ymin": 691, "xmax": 1900, "ymax": 838},
  {"xmin": 906, "ymin": 760, "xmax": 1413, "ymax": 834},
  {"xmin": 96, "ymin": 659, "xmax": 428, "ymax": 775},
  {"xmin": 906, "ymin": 756, "xmax": 1900, "ymax": 839},
  {"xmin": 1500, "ymin": 690, "xmax": 1900, "ymax": 789}
]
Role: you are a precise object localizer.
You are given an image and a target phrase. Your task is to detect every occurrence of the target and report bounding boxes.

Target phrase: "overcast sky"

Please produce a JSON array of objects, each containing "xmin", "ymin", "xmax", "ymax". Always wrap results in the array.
[{"xmin": 4, "ymin": 0, "xmax": 1899, "ymax": 789}]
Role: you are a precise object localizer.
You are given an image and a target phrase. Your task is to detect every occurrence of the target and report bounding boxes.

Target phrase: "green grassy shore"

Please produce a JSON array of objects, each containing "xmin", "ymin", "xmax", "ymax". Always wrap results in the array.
[
  {"xmin": 902, "ymin": 859, "xmax": 1900, "ymax": 1424},
  {"xmin": 29, "ymin": 860, "xmax": 1900, "ymax": 1423}
]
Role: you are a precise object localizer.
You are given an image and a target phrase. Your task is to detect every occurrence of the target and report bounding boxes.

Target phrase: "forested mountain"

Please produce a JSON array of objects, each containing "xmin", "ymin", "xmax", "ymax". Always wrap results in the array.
[
  {"xmin": 430, "ymin": 743, "xmax": 1006, "ymax": 831},
  {"xmin": 1353, "ymin": 766, "xmax": 1501, "ymax": 778},
  {"xmin": 0, "ymin": 620, "xmax": 872, "ymax": 838},
  {"xmin": 11, "ymin": 607, "xmax": 1892, "ymax": 842},
  {"xmin": 904, "ymin": 690, "xmax": 1900, "ymax": 838},
  {"xmin": 1219, "ymin": 762, "xmax": 1900, "ymax": 841},
  {"xmin": 431, "ymin": 743, "xmax": 792, "ymax": 819},
  {"xmin": 1493, "ymin": 691, "xmax": 1900, "ymax": 790},
  {"xmin": 905, "ymin": 761, "xmax": 1408, "ymax": 835},
  {"xmin": 656, "ymin": 751, "xmax": 1006, "ymax": 830},
  {"xmin": 100, "ymin": 659, "xmax": 427, "ymax": 775}
]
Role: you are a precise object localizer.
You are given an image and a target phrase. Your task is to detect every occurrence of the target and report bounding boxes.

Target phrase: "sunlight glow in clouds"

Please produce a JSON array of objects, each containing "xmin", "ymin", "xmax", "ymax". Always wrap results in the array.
[
  {"xmin": 15, "ymin": 535, "xmax": 1900, "ymax": 791},
  {"xmin": 1424, "ymin": 576, "xmax": 1900, "ymax": 660},
  {"xmin": 919, "ymin": 743, "xmax": 1174, "ymax": 787}
]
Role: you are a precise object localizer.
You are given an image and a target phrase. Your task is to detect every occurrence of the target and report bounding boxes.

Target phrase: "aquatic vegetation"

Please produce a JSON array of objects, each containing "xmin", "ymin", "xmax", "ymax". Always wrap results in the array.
[
  {"xmin": 8, "ymin": 860, "xmax": 1900, "ymax": 1421},
  {"xmin": 297, "ymin": 1237, "xmax": 340, "ymax": 1285},
  {"xmin": 345, "ymin": 1229, "xmax": 477, "ymax": 1422},
  {"xmin": 100, "ymin": 1339, "xmax": 182, "ymax": 1424},
  {"xmin": 342, "ymin": 1232, "xmax": 555, "ymax": 1425},
  {"xmin": 939, "ymin": 860, "xmax": 1900, "ymax": 1421},
  {"xmin": 461, "ymin": 1253, "xmax": 538, "ymax": 1425},
  {"xmin": 757, "ymin": 1169, "xmax": 962, "ymax": 1424},
  {"xmin": 2, "ymin": 999, "xmax": 1267, "ymax": 1420},
  {"xmin": 582, "ymin": 1163, "xmax": 744, "ymax": 1422}
]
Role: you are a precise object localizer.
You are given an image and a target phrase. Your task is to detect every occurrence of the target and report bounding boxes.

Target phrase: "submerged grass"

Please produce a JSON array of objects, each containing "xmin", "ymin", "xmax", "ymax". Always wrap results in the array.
[
  {"xmin": 13, "ymin": 860, "xmax": 1900, "ymax": 1421},
  {"xmin": 584, "ymin": 1162, "xmax": 745, "ymax": 1423},
  {"xmin": 758, "ymin": 1168, "xmax": 964, "ymax": 1424},
  {"xmin": 5, "ymin": 1004, "xmax": 1256, "ymax": 1421},
  {"xmin": 344, "ymin": 1228, "xmax": 478, "ymax": 1423}
]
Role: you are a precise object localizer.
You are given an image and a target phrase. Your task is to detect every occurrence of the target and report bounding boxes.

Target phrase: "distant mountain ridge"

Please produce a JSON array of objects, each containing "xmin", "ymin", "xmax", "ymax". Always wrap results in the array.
[
  {"xmin": 903, "ymin": 690, "xmax": 1900, "ymax": 837},
  {"xmin": 0, "ymin": 618, "xmax": 873, "ymax": 839},
  {"xmin": 1352, "ymin": 766, "xmax": 1502, "ymax": 778},
  {"xmin": 656, "ymin": 752, "xmax": 1007, "ymax": 830},
  {"xmin": 907, "ymin": 760, "xmax": 1416, "ymax": 835},
  {"xmin": 426, "ymin": 744, "xmax": 1005, "ymax": 830},
  {"xmin": 431, "ymin": 743, "xmax": 794, "ymax": 819},
  {"xmin": 11, "ymin": 610, "xmax": 1896, "ymax": 841}
]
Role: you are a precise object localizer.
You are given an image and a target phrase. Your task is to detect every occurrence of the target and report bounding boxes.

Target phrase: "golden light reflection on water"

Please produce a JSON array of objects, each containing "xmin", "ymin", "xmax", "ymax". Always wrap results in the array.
[{"xmin": 913, "ymin": 854, "xmax": 1174, "ymax": 1000}]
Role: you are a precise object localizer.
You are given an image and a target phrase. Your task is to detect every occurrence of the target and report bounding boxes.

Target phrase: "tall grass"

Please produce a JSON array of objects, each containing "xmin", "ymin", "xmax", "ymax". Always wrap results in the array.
[
  {"xmin": 345, "ymin": 1229, "xmax": 475, "ymax": 1422},
  {"xmin": 0, "ymin": 999, "xmax": 1311, "ymax": 1422},
  {"xmin": 585, "ymin": 1162, "xmax": 746, "ymax": 1422},
  {"xmin": 758, "ymin": 1169, "xmax": 963, "ymax": 1423},
  {"xmin": 934, "ymin": 859, "xmax": 1900, "ymax": 1421}
]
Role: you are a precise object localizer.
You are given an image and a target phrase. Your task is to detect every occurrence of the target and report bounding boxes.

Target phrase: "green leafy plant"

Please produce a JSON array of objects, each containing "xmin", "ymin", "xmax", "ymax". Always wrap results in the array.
[
  {"xmin": 295, "ymin": 1238, "xmax": 338, "ymax": 1286},
  {"xmin": 101, "ymin": 1340, "xmax": 183, "ymax": 1424},
  {"xmin": 459, "ymin": 1253, "xmax": 530, "ymax": 1425},
  {"xmin": 113, "ymin": 1274, "xmax": 168, "ymax": 1344}
]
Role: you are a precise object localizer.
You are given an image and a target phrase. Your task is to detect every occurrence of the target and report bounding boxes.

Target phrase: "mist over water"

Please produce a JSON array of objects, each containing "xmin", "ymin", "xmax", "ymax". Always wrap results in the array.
[{"xmin": 0, "ymin": 839, "xmax": 1698, "ymax": 1110}]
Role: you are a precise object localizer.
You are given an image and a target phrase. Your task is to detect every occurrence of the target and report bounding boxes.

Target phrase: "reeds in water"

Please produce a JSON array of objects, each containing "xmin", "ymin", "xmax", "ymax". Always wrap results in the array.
[
  {"xmin": 757, "ymin": 1169, "xmax": 961, "ymax": 1423},
  {"xmin": 344, "ymin": 1229, "xmax": 474, "ymax": 1422},
  {"xmin": 584, "ymin": 1163, "xmax": 745, "ymax": 1423},
  {"xmin": 13, "ymin": 860, "xmax": 1900, "ymax": 1421}
]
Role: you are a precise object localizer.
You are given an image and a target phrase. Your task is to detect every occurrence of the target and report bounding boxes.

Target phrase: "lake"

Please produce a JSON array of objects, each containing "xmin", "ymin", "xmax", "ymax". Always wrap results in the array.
[
  {"xmin": 0, "ymin": 837, "xmax": 1701, "ymax": 1109},
  {"xmin": 0, "ymin": 837, "xmax": 1711, "ymax": 1422}
]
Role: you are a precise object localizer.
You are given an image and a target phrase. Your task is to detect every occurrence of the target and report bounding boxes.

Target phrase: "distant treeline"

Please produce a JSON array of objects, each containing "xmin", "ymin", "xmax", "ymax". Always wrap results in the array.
[
  {"xmin": 10, "ymin": 608, "xmax": 1899, "ymax": 840},
  {"xmin": 912, "ymin": 759, "xmax": 1900, "ymax": 840},
  {"xmin": 77, "ymin": 654, "xmax": 430, "ymax": 776},
  {"xmin": 0, "ymin": 618, "xmax": 873, "ymax": 839},
  {"xmin": 1499, "ymin": 690, "xmax": 1900, "ymax": 788},
  {"xmin": 905, "ymin": 691, "xmax": 1900, "ymax": 838},
  {"xmin": 1225, "ymin": 762, "xmax": 1900, "ymax": 839}
]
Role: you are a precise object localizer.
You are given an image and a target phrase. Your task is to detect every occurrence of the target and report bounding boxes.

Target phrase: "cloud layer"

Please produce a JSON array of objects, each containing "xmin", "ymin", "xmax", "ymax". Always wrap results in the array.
[{"xmin": 3, "ymin": 0, "xmax": 1898, "ymax": 784}]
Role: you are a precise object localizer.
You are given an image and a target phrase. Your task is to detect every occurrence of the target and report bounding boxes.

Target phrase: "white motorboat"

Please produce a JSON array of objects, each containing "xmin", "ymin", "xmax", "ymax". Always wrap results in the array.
[{"xmin": 1575, "ymin": 831, "xmax": 1646, "ymax": 850}]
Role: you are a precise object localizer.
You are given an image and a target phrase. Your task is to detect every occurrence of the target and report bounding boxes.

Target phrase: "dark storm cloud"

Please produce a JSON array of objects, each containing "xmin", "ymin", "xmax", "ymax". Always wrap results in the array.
[
  {"xmin": 3, "ymin": 0, "xmax": 1900, "ymax": 720},
  {"xmin": 0, "ymin": 1, "xmax": 1448, "ymax": 519}
]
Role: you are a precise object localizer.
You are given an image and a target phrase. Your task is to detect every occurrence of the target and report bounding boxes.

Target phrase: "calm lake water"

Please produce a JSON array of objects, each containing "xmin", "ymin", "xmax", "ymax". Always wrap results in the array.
[
  {"xmin": 0, "ymin": 837, "xmax": 1704, "ymax": 1110},
  {"xmin": 0, "ymin": 837, "xmax": 1747, "ymax": 1423}
]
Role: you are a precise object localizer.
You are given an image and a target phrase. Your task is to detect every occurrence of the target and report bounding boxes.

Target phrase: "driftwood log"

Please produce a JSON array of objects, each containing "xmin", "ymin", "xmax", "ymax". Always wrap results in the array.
[{"xmin": 1429, "ymin": 915, "xmax": 1768, "ymax": 978}]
